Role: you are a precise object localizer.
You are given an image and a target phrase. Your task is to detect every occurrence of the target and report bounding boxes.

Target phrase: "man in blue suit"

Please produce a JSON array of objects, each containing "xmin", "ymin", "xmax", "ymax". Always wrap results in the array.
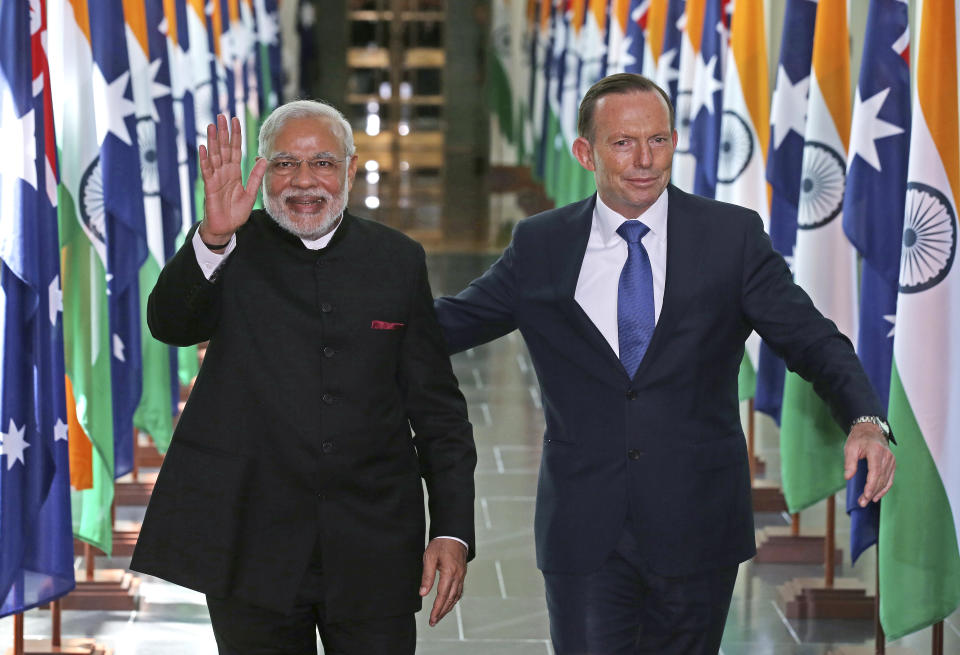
[{"xmin": 435, "ymin": 74, "xmax": 896, "ymax": 654}]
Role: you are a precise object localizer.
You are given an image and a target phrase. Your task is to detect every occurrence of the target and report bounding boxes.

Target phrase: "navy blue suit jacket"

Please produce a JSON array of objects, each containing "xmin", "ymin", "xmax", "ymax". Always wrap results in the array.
[{"xmin": 435, "ymin": 185, "xmax": 883, "ymax": 577}]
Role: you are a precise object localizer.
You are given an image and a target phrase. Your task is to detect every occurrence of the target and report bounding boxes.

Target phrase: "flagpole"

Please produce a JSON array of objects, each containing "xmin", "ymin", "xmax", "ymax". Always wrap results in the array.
[
  {"xmin": 874, "ymin": 548, "xmax": 884, "ymax": 654},
  {"xmin": 51, "ymin": 600, "xmax": 61, "ymax": 647},
  {"xmin": 12, "ymin": 613, "xmax": 23, "ymax": 655},
  {"xmin": 824, "ymin": 494, "xmax": 835, "ymax": 588},
  {"xmin": 932, "ymin": 621, "xmax": 943, "ymax": 655},
  {"xmin": 747, "ymin": 399, "xmax": 756, "ymax": 484}
]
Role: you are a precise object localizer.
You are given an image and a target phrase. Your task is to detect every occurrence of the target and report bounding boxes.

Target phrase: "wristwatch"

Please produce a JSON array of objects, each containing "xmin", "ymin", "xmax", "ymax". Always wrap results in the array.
[{"xmin": 850, "ymin": 415, "xmax": 892, "ymax": 440}]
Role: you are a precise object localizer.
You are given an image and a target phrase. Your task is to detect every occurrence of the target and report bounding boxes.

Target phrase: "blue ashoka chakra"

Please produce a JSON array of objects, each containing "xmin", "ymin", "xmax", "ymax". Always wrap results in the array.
[
  {"xmin": 137, "ymin": 117, "xmax": 160, "ymax": 195},
  {"xmin": 899, "ymin": 182, "xmax": 957, "ymax": 293},
  {"xmin": 797, "ymin": 141, "xmax": 845, "ymax": 230},
  {"xmin": 79, "ymin": 156, "xmax": 106, "ymax": 248},
  {"xmin": 717, "ymin": 110, "xmax": 753, "ymax": 184}
]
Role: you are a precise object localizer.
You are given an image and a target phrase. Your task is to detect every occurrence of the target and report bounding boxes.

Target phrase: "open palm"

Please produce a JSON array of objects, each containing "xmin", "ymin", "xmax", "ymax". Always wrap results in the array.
[{"xmin": 198, "ymin": 114, "xmax": 267, "ymax": 244}]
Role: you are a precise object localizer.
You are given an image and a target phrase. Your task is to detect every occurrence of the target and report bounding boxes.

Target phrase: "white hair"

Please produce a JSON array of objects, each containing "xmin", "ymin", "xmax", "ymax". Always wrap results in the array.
[{"xmin": 258, "ymin": 99, "xmax": 355, "ymax": 158}]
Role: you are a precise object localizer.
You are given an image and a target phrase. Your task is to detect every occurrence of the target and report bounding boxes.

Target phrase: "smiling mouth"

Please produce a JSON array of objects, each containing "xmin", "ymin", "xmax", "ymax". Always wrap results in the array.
[{"xmin": 285, "ymin": 197, "xmax": 325, "ymax": 212}]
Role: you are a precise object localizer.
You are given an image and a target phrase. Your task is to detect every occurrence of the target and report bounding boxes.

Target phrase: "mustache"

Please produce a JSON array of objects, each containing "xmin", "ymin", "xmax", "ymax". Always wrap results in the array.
[{"xmin": 278, "ymin": 188, "xmax": 334, "ymax": 204}]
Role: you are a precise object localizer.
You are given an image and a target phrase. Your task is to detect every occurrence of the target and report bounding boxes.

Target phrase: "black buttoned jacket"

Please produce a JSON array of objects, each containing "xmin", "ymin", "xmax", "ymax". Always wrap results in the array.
[{"xmin": 130, "ymin": 210, "xmax": 476, "ymax": 620}]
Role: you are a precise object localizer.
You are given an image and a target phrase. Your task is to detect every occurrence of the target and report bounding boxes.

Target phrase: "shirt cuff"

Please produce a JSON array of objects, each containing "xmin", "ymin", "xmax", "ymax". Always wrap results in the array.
[
  {"xmin": 192, "ymin": 229, "xmax": 237, "ymax": 280},
  {"xmin": 433, "ymin": 536, "xmax": 469, "ymax": 550}
]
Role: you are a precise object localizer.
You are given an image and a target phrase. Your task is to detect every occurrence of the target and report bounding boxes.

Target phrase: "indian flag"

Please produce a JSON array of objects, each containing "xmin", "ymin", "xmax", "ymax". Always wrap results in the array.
[
  {"xmin": 123, "ymin": 0, "xmax": 176, "ymax": 454},
  {"xmin": 47, "ymin": 0, "xmax": 116, "ymax": 554},
  {"xmin": 644, "ymin": 0, "xmax": 668, "ymax": 77},
  {"xmin": 488, "ymin": 0, "xmax": 515, "ymax": 147},
  {"xmin": 879, "ymin": 0, "xmax": 960, "ymax": 639},
  {"xmin": 714, "ymin": 0, "xmax": 769, "ymax": 400},
  {"xmin": 778, "ymin": 0, "xmax": 858, "ymax": 513}
]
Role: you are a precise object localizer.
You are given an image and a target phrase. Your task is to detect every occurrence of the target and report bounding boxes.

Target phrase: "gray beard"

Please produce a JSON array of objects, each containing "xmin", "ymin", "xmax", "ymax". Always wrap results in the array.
[{"xmin": 262, "ymin": 180, "xmax": 349, "ymax": 241}]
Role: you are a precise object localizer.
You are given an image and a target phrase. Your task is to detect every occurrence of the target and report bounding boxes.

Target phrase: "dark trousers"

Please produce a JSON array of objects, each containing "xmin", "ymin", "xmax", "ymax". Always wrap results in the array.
[
  {"xmin": 206, "ymin": 538, "xmax": 416, "ymax": 655},
  {"xmin": 543, "ymin": 530, "xmax": 738, "ymax": 655}
]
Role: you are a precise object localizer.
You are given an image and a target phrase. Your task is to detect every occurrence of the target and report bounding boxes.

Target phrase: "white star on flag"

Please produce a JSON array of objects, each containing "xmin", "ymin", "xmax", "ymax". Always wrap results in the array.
[
  {"xmin": 146, "ymin": 58, "xmax": 172, "ymax": 123},
  {"xmin": 1, "ymin": 419, "xmax": 30, "ymax": 470},
  {"xmin": 770, "ymin": 66, "xmax": 809, "ymax": 149},
  {"xmin": 0, "ymin": 81, "xmax": 38, "ymax": 191},
  {"xmin": 884, "ymin": 314, "xmax": 896, "ymax": 338},
  {"xmin": 258, "ymin": 12, "xmax": 280, "ymax": 47},
  {"xmin": 49, "ymin": 274, "xmax": 63, "ymax": 326},
  {"xmin": 657, "ymin": 48, "xmax": 680, "ymax": 88},
  {"xmin": 619, "ymin": 36, "xmax": 638, "ymax": 71},
  {"xmin": 691, "ymin": 54, "xmax": 722, "ymax": 117},
  {"xmin": 54, "ymin": 418, "xmax": 69, "ymax": 442},
  {"xmin": 113, "ymin": 333, "xmax": 126, "ymax": 362},
  {"xmin": 849, "ymin": 87, "xmax": 904, "ymax": 172},
  {"xmin": 92, "ymin": 66, "xmax": 136, "ymax": 147}
]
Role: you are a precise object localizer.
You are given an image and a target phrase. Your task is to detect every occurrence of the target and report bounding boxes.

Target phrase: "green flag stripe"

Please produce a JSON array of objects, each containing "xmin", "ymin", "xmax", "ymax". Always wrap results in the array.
[{"xmin": 879, "ymin": 363, "xmax": 960, "ymax": 640}]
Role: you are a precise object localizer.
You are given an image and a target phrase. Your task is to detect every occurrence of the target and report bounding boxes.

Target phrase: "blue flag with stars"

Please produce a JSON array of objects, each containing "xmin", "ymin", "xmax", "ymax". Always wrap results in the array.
[
  {"xmin": 0, "ymin": 0, "xmax": 75, "ymax": 616},
  {"xmin": 88, "ymin": 0, "xmax": 148, "ymax": 478},
  {"xmin": 623, "ymin": 0, "xmax": 647, "ymax": 74},
  {"xmin": 755, "ymin": 0, "xmax": 818, "ymax": 423},
  {"xmin": 656, "ymin": 0, "xmax": 685, "ymax": 108},
  {"xmin": 841, "ymin": 0, "xmax": 910, "ymax": 564},
  {"xmin": 689, "ymin": 0, "xmax": 728, "ymax": 198}
]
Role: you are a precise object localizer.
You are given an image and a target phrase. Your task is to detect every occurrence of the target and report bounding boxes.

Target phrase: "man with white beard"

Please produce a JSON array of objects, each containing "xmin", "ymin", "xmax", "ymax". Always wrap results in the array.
[{"xmin": 131, "ymin": 101, "xmax": 477, "ymax": 655}]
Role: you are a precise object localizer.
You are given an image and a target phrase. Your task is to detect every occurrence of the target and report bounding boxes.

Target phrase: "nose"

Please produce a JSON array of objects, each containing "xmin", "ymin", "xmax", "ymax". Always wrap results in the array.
[
  {"xmin": 289, "ymin": 163, "xmax": 319, "ymax": 186},
  {"xmin": 634, "ymin": 142, "xmax": 653, "ymax": 168}
]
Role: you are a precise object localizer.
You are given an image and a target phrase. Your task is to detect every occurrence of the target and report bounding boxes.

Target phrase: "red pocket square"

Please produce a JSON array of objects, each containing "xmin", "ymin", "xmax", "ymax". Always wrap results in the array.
[{"xmin": 371, "ymin": 320, "xmax": 405, "ymax": 330}]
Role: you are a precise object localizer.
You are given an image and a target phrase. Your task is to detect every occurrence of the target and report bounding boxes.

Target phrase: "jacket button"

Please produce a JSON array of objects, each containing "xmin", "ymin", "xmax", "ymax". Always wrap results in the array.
[
  {"xmin": 321, "ymin": 441, "xmax": 336, "ymax": 454},
  {"xmin": 323, "ymin": 346, "xmax": 335, "ymax": 358},
  {"xmin": 321, "ymin": 393, "xmax": 334, "ymax": 404},
  {"xmin": 627, "ymin": 449, "xmax": 642, "ymax": 460},
  {"xmin": 320, "ymin": 303, "xmax": 333, "ymax": 313},
  {"xmin": 626, "ymin": 390, "xmax": 638, "ymax": 400}
]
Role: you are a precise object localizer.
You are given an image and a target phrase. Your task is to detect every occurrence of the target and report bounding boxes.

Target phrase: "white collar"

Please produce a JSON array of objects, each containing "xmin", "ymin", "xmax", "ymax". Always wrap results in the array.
[{"xmin": 594, "ymin": 189, "xmax": 669, "ymax": 244}]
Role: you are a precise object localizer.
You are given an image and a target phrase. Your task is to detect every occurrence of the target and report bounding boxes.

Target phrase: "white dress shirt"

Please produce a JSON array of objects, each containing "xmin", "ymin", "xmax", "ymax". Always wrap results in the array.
[
  {"xmin": 190, "ymin": 217, "xmax": 468, "ymax": 551},
  {"xmin": 574, "ymin": 191, "xmax": 668, "ymax": 357}
]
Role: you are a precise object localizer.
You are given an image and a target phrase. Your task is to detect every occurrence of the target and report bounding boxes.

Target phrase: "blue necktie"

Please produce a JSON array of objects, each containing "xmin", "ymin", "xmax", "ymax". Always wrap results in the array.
[{"xmin": 617, "ymin": 221, "xmax": 655, "ymax": 377}]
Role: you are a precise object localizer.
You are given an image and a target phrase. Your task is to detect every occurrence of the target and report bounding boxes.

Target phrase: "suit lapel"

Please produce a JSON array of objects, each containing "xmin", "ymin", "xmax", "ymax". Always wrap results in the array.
[
  {"xmin": 631, "ymin": 185, "xmax": 706, "ymax": 381},
  {"xmin": 553, "ymin": 196, "xmax": 632, "ymax": 381}
]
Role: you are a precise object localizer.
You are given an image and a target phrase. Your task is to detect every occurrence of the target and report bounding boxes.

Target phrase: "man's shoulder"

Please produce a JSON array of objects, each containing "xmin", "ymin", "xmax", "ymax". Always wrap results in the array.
[
  {"xmin": 514, "ymin": 195, "xmax": 594, "ymax": 237},
  {"xmin": 667, "ymin": 186, "xmax": 763, "ymax": 233},
  {"xmin": 345, "ymin": 211, "xmax": 426, "ymax": 256}
]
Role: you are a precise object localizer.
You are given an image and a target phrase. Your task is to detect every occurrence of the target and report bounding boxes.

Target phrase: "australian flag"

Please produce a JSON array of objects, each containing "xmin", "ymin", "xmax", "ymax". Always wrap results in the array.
[
  {"xmin": 841, "ymin": 0, "xmax": 910, "ymax": 563},
  {"xmin": 689, "ymin": 0, "xmax": 728, "ymax": 198},
  {"xmin": 623, "ymin": 0, "xmax": 648, "ymax": 74},
  {"xmin": 88, "ymin": 0, "xmax": 148, "ymax": 478},
  {"xmin": 656, "ymin": 0, "xmax": 684, "ymax": 107},
  {"xmin": 0, "ymin": 0, "xmax": 75, "ymax": 616},
  {"xmin": 755, "ymin": 0, "xmax": 818, "ymax": 423}
]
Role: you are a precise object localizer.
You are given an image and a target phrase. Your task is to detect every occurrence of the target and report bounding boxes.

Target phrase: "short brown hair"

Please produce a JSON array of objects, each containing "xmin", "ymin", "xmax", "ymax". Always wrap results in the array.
[{"xmin": 577, "ymin": 73, "xmax": 675, "ymax": 141}]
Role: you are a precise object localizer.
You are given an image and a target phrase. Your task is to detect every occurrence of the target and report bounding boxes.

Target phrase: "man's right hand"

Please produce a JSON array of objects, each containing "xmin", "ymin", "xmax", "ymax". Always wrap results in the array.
[{"xmin": 197, "ymin": 114, "xmax": 268, "ymax": 248}]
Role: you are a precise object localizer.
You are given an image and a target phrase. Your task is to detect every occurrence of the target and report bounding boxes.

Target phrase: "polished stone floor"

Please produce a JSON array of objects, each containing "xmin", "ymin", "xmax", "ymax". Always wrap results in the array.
[{"xmin": 4, "ymin": 219, "xmax": 959, "ymax": 654}]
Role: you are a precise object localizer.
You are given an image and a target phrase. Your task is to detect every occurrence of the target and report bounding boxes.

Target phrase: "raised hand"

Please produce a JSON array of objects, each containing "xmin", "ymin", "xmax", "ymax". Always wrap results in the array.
[{"xmin": 197, "ymin": 114, "xmax": 268, "ymax": 248}]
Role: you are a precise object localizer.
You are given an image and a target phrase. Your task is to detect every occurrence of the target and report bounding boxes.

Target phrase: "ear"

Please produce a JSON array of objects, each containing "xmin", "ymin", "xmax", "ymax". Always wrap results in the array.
[
  {"xmin": 672, "ymin": 129, "xmax": 679, "ymax": 149},
  {"xmin": 572, "ymin": 136, "xmax": 595, "ymax": 172},
  {"xmin": 346, "ymin": 154, "xmax": 359, "ymax": 191}
]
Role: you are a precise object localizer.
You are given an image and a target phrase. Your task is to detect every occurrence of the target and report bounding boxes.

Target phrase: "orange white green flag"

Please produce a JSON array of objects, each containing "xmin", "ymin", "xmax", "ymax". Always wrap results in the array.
[
  {"xmin": 879, "ymin": 0, "xmax": 960, "ymax": 639},
  {"xmin": 714, "ymin": 0, "xmax": 769, "ymax": 399}
]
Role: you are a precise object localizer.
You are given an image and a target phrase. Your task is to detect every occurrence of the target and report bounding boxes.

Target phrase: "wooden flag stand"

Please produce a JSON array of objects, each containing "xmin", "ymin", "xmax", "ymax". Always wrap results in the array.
[
  {"xmin": 6, "ymin": 602, "xmax": 111, "ymax": 655},
  {"xmin": 54, "ymin": 543, "xmax": 138, "ymax": 612},
  {"xmin": 777, "ymin": 495, "xmax": 874, "ymax": 619},
  {"xmin": 114, "ymin": 431, "xmax": 159, "ymax": 506}
]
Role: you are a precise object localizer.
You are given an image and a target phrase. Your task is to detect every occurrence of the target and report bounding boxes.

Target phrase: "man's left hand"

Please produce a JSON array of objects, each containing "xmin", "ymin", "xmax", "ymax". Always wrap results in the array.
[
  {"xmin": 843, "ymin": 423, "xmax": 896, "ymax": 507},
  {"xmin": 420, "ymin": 538, "xmax": 467, "ymax": 627}
]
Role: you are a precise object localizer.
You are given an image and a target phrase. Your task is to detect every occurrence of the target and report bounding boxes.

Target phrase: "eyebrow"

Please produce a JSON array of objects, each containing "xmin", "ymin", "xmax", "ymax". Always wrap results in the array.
[{"xmin": 270, "ymin": 151, "xmax": 341, "ymax": 159}]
